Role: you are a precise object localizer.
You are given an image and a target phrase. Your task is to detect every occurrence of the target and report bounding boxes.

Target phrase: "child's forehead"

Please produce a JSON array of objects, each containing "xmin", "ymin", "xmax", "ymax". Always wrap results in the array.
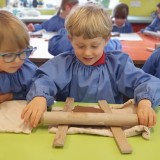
[
  {"xmin": 0, "ymin": 36, "xmax": 28, "ymax": 53},
  {"xmin": 115, "ymin": 17, "xmax": 126, "ymax": 20},
  {"xmin": 72, "ymin": 35, "xmax": 105, "ymax": 43},
  {"xmin": 0, "ymin": 44, "xmax": 24, "ymax": 53}
]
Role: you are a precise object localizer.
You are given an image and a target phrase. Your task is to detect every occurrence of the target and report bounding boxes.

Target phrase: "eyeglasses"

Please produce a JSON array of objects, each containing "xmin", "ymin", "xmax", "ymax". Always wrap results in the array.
[{"xmin": 0, "ymin": 46, "xmax": 37, "ymax": 63}]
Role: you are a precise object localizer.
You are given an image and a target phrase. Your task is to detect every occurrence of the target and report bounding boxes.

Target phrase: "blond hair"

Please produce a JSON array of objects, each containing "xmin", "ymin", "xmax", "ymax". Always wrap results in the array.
[
  {"xmin": 65, "ymin": 3, "xmax": 112, "ymax": 39},
  {"xmin": 0, "ymin": 10, "xmax": 29, "ymax": 52}
]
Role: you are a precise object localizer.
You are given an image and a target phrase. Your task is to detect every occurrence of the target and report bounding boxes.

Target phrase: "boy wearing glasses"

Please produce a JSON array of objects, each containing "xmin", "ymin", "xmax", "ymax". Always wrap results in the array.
[{"xmin": 0, "ymin": 10, "xmax": 37, "ymax": 103}]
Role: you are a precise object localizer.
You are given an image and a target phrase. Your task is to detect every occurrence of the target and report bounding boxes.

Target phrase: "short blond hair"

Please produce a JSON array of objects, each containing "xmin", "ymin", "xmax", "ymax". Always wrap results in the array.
[
  {"xmin": 0, "ymin": 10, "xmax": 29, "ymax": 52},
  {"xmin": 65, "ymin": 3, "xmax": 112, "ymax": 39}
]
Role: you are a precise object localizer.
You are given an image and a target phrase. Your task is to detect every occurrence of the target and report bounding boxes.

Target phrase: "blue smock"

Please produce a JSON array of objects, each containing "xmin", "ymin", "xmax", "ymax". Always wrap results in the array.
[
  {"xmin": 0, "ymin": 59, "xmax": 37, "ymax": 100},
  {"xmin": 27, "ymin": 51, "xmax": 160, "ymax": 107},
  {"xmin": 112, "ymin": 21, "xmax": 133, "ymax": 33},
  {"xmin": 145, "ymin": 16, "xmax": 160, "ymax": 32},
  {"xmin": 34, "ymin": 14, "xmax": 65, "ymax": 32},
  {"xmin": 142, "ymin": 47, "xmax": 160, "ymax": 78},
  {"xmin": 48, "ymin": 28, "xmax": 122, "ymax": 56}
]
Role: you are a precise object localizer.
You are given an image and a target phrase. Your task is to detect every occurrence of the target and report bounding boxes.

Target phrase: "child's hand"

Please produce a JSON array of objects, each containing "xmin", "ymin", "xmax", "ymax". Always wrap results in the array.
[
  {"xmin": 0, "ymin": 93, "xmax": 13, "ymax": 103},
  {"xmin": 137, "ymin": 99, "xmax": 156, "ymax": 128},
  {"xmin": 27, "ymin": 23, "xmax": 35, "ymax": 32},
  {"xmin": 21, "ymin": 97, "xmax": 47, "ymax": 128}
]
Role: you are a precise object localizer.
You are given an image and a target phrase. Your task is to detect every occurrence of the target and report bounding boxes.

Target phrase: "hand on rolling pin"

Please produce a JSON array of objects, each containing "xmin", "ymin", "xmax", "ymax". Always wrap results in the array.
[
  {"xmin": 21, "ymin": 97, "xmax": 47, "ymax": 128},
  {"xmin": 137, "ymin": 99, "xmax": 156, "ymax": 128}
]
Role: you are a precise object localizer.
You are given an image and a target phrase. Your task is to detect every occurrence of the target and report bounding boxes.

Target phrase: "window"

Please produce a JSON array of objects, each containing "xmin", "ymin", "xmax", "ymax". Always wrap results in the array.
[{"xmin": 7, "ymin": 0, "xmax": 119, "ymax": 9}]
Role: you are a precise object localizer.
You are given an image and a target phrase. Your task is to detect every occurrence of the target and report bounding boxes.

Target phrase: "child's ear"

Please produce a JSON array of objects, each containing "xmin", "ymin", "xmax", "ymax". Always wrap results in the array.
[
  {"xmin": 67, "ymin": 35, "xmax": 72, "ymax": 41},
  {"xmin": 105, "ymin": 36, "xmax": 111, "ymax": 44}
]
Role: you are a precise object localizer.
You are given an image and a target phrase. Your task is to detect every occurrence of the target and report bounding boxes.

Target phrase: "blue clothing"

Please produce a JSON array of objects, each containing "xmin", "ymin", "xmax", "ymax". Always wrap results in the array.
[
  {"xmin": 34, "ymin": 14, "xmax": 65, "ymax": 32},
  {"xmin": 0, "ymin": 59, "xmax": 37, "ymax": 100},
  {"xmin": 145, "ymin": 16, "xmax": 160, "ymax": 32},
  {"xmin": 142, "ymin": 48, "xmax": 160, "ymax": 78},
  {"xmin": 27, "ymin": 51, "xmax": 160, "ymax": 108},
  {"xmin": 104, "ymin": 38, "xmax": 122, "ymax": 52},
  {"xmin": 112, "ymin": 21, "xmax": 133, "ymax": 33},
  {"xmin": 48, "ymin": 28, "xmax": 122, "ymax": 56}
]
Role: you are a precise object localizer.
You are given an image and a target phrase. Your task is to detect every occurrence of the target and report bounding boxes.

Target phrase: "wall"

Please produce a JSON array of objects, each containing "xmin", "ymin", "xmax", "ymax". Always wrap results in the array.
[
  {"xmin": 0, "ymin": 0, "xmax": 6, "ymax": 7},
  {"xmin": 0, "ymin": 0, "xmax": 159, "ymax": 16},
  {"xmin": 36, "ymin": 8, "xmax": 56, "ymax": 15},
  {"xmin": 120, "ymin": 0, "xmax": 160, "ymax": 16}
]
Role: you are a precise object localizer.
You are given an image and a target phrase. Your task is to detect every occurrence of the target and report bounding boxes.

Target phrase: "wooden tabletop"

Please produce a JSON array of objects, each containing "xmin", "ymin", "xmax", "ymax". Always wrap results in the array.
[{"xmin": 122, "ymin": 33, "xmax": 160, "ymax": 65}]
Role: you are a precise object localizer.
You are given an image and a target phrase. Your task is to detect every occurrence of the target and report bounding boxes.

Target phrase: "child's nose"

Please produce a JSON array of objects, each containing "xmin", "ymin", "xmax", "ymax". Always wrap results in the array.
[
  {"xmin": 84, "ymin": 48, "xmax": 92, "ymax": 56},
  {"xmin": 14, "ymin": 56, "xmax": 21, "ymax": 63}
]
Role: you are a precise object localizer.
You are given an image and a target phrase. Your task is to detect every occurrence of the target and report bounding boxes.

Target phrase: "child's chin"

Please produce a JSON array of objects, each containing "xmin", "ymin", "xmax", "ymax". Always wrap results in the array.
[{"xmin": 7, "ymin": 68, "xmax": 19, "ymax": 73}]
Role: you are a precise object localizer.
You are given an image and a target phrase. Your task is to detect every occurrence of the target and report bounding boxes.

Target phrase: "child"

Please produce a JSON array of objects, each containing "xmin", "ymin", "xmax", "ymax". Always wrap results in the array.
[
  {"xmin": 48, "ymin": 28, "xmax": 122, "ymax": 56},
  {"xmin": 22, "ymin": 3, "xmax": 160, "ymax": 129},
  {"xmin": 143, "ymin": 3, "xmax": 160, "ymax": 32},
  {"xmin": 27, "ymin": 0, "xmax": 79, "ymax": 32},
  {"xmin": 142, "ymin": 47, "xmax": 160, "ymax": 78},
  {"xmin": 112, "ymin": 3, "xmax": 133, "ymax": 33},
  {"xmin": 0, "ymin": 10, "xmax": 37, "ymax": 103}
]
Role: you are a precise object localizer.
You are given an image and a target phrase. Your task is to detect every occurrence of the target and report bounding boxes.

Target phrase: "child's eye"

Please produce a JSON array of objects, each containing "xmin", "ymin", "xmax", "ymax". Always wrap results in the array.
[
  {"xmin": 91, "ymin": 46, "xmax": 98, "ymax": 48},
  {"xmin": 78, "ymin": 46, "xmax": 85, "ymax": 49},
  {"xmin": 4, "ymin": 53, "xmax": 14, "ymax": 58}
]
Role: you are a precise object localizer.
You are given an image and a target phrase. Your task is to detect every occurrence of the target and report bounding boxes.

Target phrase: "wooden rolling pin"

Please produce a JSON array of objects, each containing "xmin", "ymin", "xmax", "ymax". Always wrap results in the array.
[{"xmin": 41, "ymin": 112, "xmax": 138, "ymax": 127}]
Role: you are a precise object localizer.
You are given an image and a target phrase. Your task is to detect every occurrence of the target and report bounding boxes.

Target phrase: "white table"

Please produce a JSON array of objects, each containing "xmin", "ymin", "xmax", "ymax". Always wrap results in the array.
[{"xmin": 29, "ymin": 31, "xmax": 56, "ymax": 66}]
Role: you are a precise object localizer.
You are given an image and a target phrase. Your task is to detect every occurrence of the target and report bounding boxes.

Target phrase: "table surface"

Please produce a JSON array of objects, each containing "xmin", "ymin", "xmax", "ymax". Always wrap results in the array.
[
  {"xmin": 29, "ymin": 37, "xmax": 53, "ymax": 62},
  {"xmin": 29, "ymin": 32, "xmax": 159, "ymax": 66},
  {"xmin": 29, "ymin": 32, "xmax": 55, "ymax": 65},
  {"xmin": 19, "ymin": 15, "xmax": 52, "ymax": 23},
  {"xmin": 0, "ymin": 101, "xmax": 160, "ymax": 160},
  {"xmin": 122, "ymin": 33, "xmax": 160, "ymax": 65}
]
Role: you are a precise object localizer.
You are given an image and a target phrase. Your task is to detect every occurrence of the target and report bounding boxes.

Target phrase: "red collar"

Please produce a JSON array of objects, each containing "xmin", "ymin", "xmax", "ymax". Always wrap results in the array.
[{"xmin": 92, "ymin": 52, "xmax": 105, "ymax": 66}]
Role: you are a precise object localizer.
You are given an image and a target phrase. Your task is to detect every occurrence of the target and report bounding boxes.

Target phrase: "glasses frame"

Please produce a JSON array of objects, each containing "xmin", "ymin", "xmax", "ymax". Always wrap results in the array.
[{"xmin": 0, "ymin": 46, "xmax": 37, "ymax": 63}]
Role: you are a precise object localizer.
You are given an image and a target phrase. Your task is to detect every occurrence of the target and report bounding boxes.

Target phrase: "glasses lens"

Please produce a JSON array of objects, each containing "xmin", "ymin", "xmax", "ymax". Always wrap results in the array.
[
  {"xmin": 1, "ymin": 46, "xmax": 36, "ymax": 63},
  {"xmin": 23, "ymin": 46, "xmax": 36, "ymax": 58},
  {"xmin": 3, "ymin": 53, "xmax": 16, "ymax": 62},
  {"xmin": 19, "ymin": 51, "xmax": 27, "ymax": 60},
  {"xmin": 25, "ymin": 50, "xmax": 31, "ymax": 58}
]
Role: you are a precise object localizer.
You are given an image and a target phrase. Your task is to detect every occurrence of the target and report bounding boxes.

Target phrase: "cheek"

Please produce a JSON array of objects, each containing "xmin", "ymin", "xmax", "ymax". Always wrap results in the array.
[
  {"xmin": 94, "ymin": 48, "xmax": 104, "ymax": 58},
  {"xmin": 73, "ymin": 48, "xmax": 81, "ymax": 57},
  {"xmin": 73, "ymin": 46, "xmax": 83, "ymax": 54},
  {"xmin": 19, "ymin": 60, "xmax": 24, "ymax": 65},
  {"xmin": 0, "ymin": 61, "xmax": 6, "ymax": 71},
  {"xmin": 118, "ymin": 20, "xmax": 123, "ymax": 24},
  {"xmin": 116, "ymin": 19, "xmax": 125, "ymax": 25}
]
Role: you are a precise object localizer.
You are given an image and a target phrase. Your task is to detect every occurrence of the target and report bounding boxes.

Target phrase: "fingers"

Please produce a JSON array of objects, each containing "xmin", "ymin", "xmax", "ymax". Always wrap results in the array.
[
  {"xmin": 137, "ymin": 109, "xmax": 156, "ymax": 127},
  {"xmin": 22, "ymin": 107, "xmax": 33, "ymax": 124},
  {"xmin": 21, "ymin": 105, "xmax": 29, "ymax": 119},
  {"xmin": 148, "ymin": 111, "xmax": 156, "ymax": 127},
  {"xmin": 22, "ymin": 106, "xmax": 42, "ymax": 128},
  {"xmin": 21, "ymin": 97, "xmax": 47, "ymax": 128},
  {"xmin": 30, "ymin": 109, "xmax": 44, "ymax": 128}
]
